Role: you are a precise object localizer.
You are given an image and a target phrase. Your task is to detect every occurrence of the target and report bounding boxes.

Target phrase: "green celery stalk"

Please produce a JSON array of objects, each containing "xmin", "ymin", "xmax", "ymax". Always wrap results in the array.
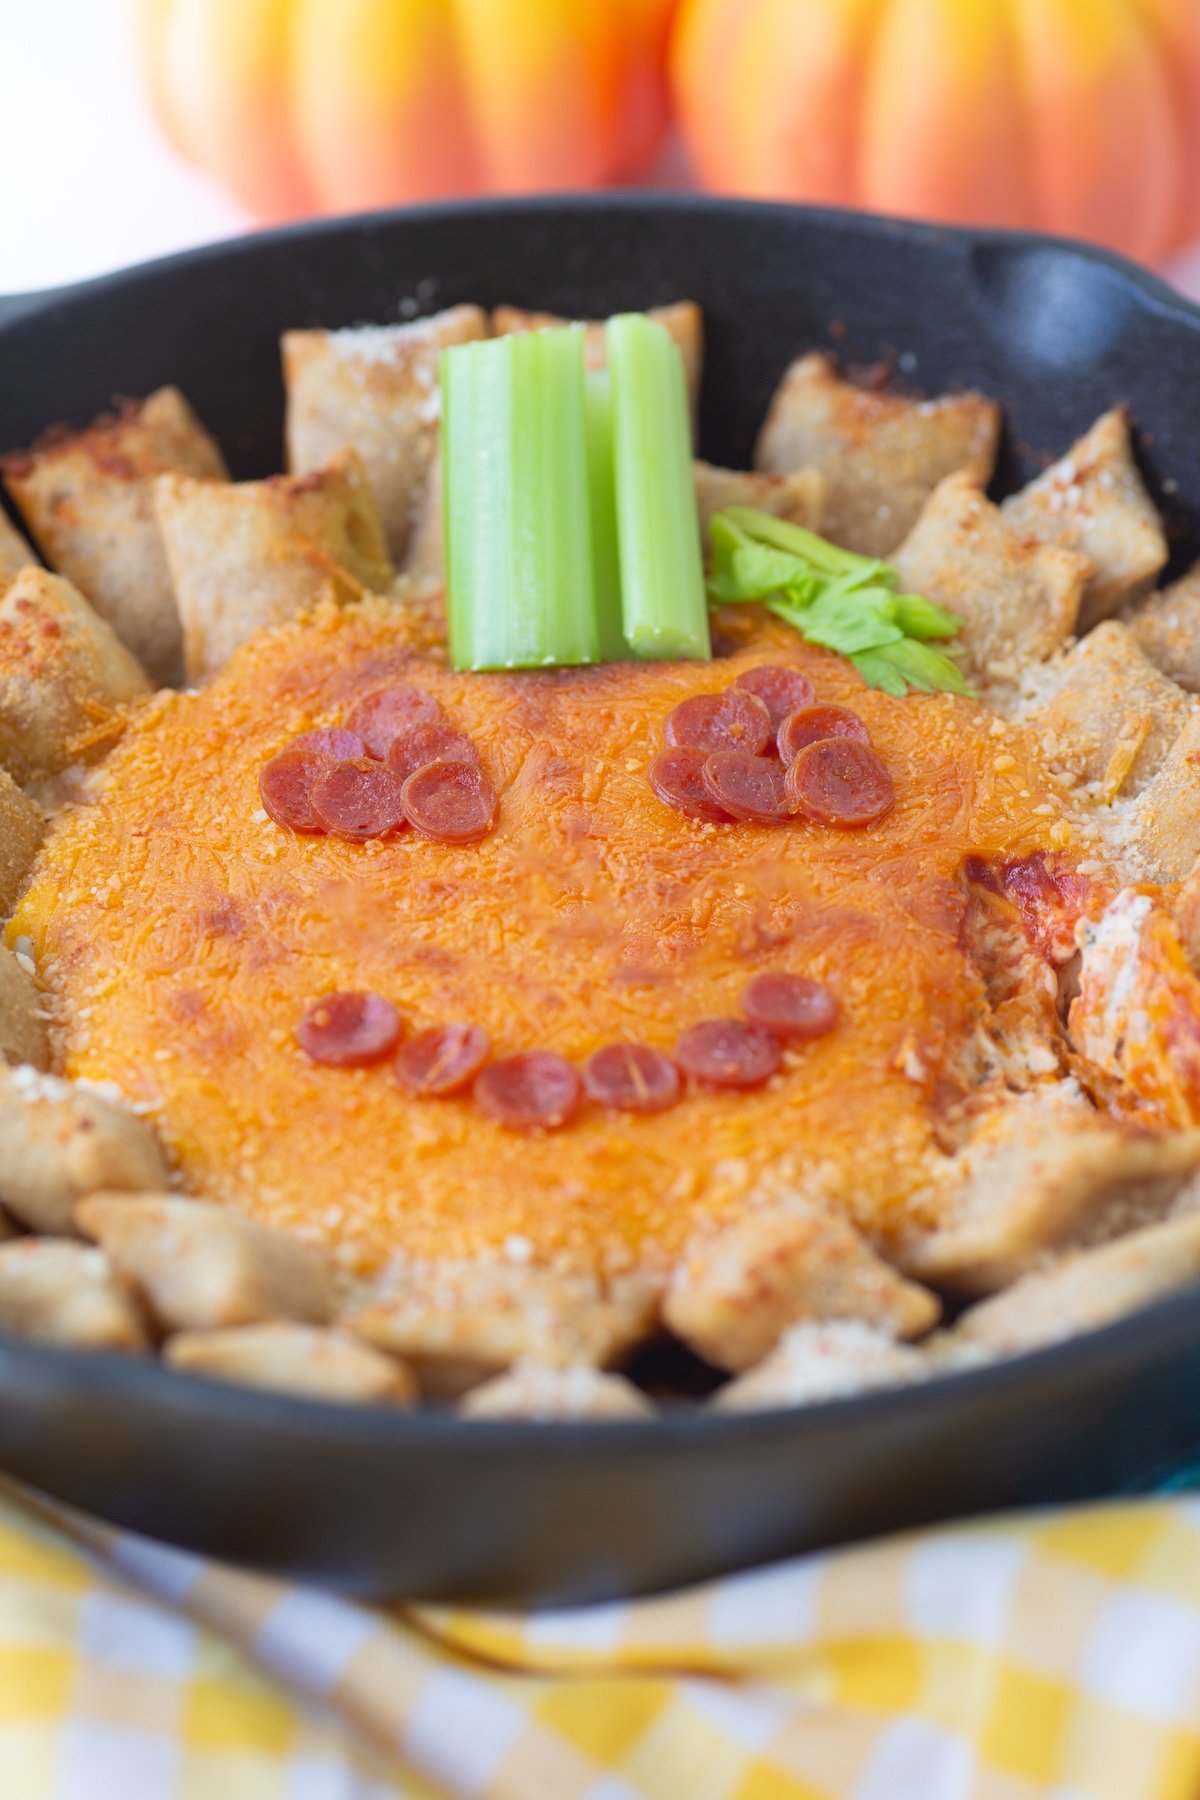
[
  {"xmin": 584, "ymin": 365, "xmax": 627, "ymax": 662},
  {"xmin": 441, "ymin": 326, "xmax": 599, "ymax": 671},
  {"xmin": 606, "ymin": 313, "xmax": 710, "ymax": 661},
  {"xmin": 719, "ymin": 505, "xmax": 893, "ymax": 586}
]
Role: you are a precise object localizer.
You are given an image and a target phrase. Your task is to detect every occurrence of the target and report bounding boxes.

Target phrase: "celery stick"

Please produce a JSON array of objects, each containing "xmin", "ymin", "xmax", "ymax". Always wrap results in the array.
[
  {"xmin": 606, "ymin": 313, "xmax": 710, "ymax": 662},
  {"xmin": 441, "ymin": 326, "xmax": 598, "ymax": 671},
  {"xmin": 720, "ymin": 505, "xmax": 891, "ymax": 585},
  {"xmin": 584, "ymin": 365, "xmax": 627, "ymax": 662}
]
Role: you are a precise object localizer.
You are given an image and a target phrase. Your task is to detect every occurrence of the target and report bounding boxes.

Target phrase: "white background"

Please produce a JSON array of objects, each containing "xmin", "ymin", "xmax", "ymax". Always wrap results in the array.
[{"xmin": 2, "ymin": 0, "xmax": 1200, "ymax": 302}]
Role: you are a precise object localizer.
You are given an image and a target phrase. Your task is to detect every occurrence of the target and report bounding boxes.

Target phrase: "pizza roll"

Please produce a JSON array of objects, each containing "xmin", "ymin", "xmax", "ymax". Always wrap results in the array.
[
  {"xmin": 754, "ymin": 353, "xmax": 1000, "ymax": 559},
  {"xmin": 892, "ymin": 474, "xmax": 1087, "ymax": 685},
  {"xmin": 714, "ymin": 1320, "xmax": 930, "ymax": 1413},
  {"xmin": 0, "ymin": 1210, "xmax": 17, "ymax": 1242},
  {"xmin": 74, "ymin": 1193, "xmax": 336, "ymax": 1333},
  {"xmin": 693, "ymin": 462, "xmax": 826, "ymax": 546},
  {"xmin": 1124, "ymin": 712, "xmax": 1200, "ymax": 880},
  {"xmin": 156, "ymin": 450, "xmax": 393, "ymax": 683},
  {"xmin": 0, "ymin": 1240, "xmax": 148, "ymax": 1352},
  {"xmin": 902, "ymin": 1091, "xmax": 1200, "ymax": 1295},
  {"xmin": 348, "ymin": 1259, "xmax": 659, "ymax": 1391},
  {"xmin": 663, "ymin": 1203, "xmax": 940, "ymax": 1373},
  {"xmin": 0, "ymin": 767, "xmax": 44, "ymax": 916},
  {"xmin": 0, "ymin": 567, "xmax": 151, "ymax": 782},
  {"xmin": 2, "ymin": 389, "xmax": 228, "ymax": 685},
  {"xmin": 1002, "ymin": 409, "xmax": 1168, "ymax": 630},
  {"xmin": 493, "ymin": 300, "xmax": 703, "ymax": 421},
  {"xmin": 459, "ymin": 1361, "xmax": 653, "ymax": 1421},
  {"xmin": 1126, "ymin": 562, "xmax": 1200, "ymax": 693},
  {"xmin": 0, "ymin": 1066, "xmax": 168, "ymax": 1233},
  {"xmin": 0, "ymin": 510, "xmax": 35, "ymax": 580},
  {"xmin": 1026, "ymin": 621, "xmax": 1192, "ymax": 800},
  {"xmin": 164, "ymin": 1322, "xmax": 416, "ymax": 1405},
  {"xmin": 956, "ymin": 1211, "xmax": 1200, "ymax": 1355},
  {"xmin": 0, "ymin": 942, "xmax": 49, "ymax": 1069},
  {"xmin": 283, "ymin": 305, "xmax": 488, "ymax": 564}
]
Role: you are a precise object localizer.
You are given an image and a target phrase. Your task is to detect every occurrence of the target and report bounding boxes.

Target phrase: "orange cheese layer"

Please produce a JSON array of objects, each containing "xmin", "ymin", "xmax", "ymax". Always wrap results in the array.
[{"xmin": 12, "ymin": 605, "xmax": 1089, "ymax": 1276}]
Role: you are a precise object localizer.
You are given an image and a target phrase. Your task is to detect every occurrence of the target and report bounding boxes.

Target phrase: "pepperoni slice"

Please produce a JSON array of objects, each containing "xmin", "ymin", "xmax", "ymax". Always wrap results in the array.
[
  {"xmin": 664, "ymin": 689, "xmax": 772, "ymax": 757},
  {"xmin": 733, "ymin": 665, "xmax": 816, "ymax": 731},
  {"xmin": 474, "ymin": 1052, "xmax": 581, "ymax": 1130},
  {"xmin": 778, "ymin": 704, "xmax": 871, "ymax": 763},
  {"xmin": 312, "ymin": 757, "xmax": 407, "ymax": 840},
  {"xmin": 582, "ymin": 1043, "xmax": 681, "ymax": 1114},
  {"xmin": 259, "ymin": 749, "xmax": 328, "ymax": 833},
  {"xmin": 701, "ymin": 750, "xmax": 793, "ymax": 824},
  {"xmin": 742, "ymin": 973, "xmax": 840, "ymax": 1042},
  {"xmin": 387, "ymin": 724, "xmax": 480, "ymax": 785},
  {"xmin": 296, "ymin": 991, "xmax": 403, "ymax": 1067},
  {"xmin": 786, "ymin": 737, "xmax": 896, "ymax": 828},
  {"xmin": 402, "ymin": 760, "xmax": 497, "ymax": 843},
  {"xmin": 394, "ymin": 1023, "xmax": 491, "ymax": 1096},
  {"xmin": 675, "ymin": 1019, "xmax": 782, "ymax": 1090},
  {"xmin": 346, "ymin": 684, "xmax": 443, "ymax": 759},
  {"xmin": 289, "ymin": 727, "xmax": 366, "ymax": 760},
  {"xmin": 648, "ymin": 748, "xmax": 731, "ymax": 824}
]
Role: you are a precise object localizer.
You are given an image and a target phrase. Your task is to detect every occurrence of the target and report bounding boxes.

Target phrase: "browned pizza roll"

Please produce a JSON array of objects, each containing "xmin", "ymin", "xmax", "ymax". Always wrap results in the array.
[
  {"xmin": 714, "ymin": 1320, "xmax": 933, "ymax": 1412},
  {"xmin": 1026, "ymin": 621, "xmax": 1192, "ymax": 801},
  {"xmin": 901, "ymin": 1092, "xmax": 1200, "ymax": 1295},
  {"xmin": 754, "ymin": 353, "xmax": 1000, "ymax": 558},
  {"xmin": 493, "ymin": 300, "xmax": 704, "ymax": 421},
  {"xmin": 693, "ymin": 462, "xmax": 826, "ymax": 544},
  {"xmin": 156, "ymin": 449, "xmax": 394, "ymax": 683},
  {"xmin": 1124, "ymin": 712, "xmax": 1200, "ymax": 881},
  {"xmin": 348, "ymin": 1259, "xmax": 659, "ymax": 1392},
  {"xmin": 664, "ymin": 1202, "xmax": 940, "ymax": 1373},
  {"xmin": 75, "ymin": 1193, "xmax": 337, "ymax": 1333},
  {"xmin": 0, "ymin": 1239, "xmax": 148, "ymax": 1351},
  {"xmin": 956, "ymin": 1211, "xmax": 1200, "ymax": 1354},
  {"xmin": 892, "ymin": 473, "xmax": 1088, "ymax": 685},
  {"xmin": 165, "ymin": 1322, "xmax": 416, "ymax": 1405},
  {"xmin": 459, "ymin": 1362, "xmax": 653, "ymax": 1420},
  {"xmin": 0, "ymin": 768, "xmax": 44, "ymax": 917},
  {"xmin": 2, "ymin": 389, "xmax": 228, "ymax": 685},
  {"xmin": 0, "ymin": 568, "xmax": 151, "ymax": 782},
  {"xmin": 0, "ymin": 1067, "xmax": 169, "ymax": 1234},
  {"xmin": 1126, "ymin": 561, "xmax": 1200, "ymax": 693},
  {"xmin": 0, "ymin": 943, "xmax": 49, "ymax": 1069},
  {"xmin": 0, "ymin": 510, "xmax": 35, "ymax": 580},
  {"xmin": 283, "ymin": 305, "xmax": 488, "ymax": 564},
  {"xmin": 1002, "ymin": 409, "xmax": 1168, "ymax": 630}
]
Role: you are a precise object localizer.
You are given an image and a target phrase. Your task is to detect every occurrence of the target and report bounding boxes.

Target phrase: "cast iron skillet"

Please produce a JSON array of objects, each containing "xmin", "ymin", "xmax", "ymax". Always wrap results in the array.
[{"xmin": 3, "ymin": 195, "xmax": 1200, "ymax": 1605}]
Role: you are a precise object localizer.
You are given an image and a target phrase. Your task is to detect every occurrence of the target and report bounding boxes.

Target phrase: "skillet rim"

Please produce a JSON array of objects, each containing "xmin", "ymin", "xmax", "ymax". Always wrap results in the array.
[{"xmin": 2, "ymin": 189, "xmax": 1200, "ymax": 1457}]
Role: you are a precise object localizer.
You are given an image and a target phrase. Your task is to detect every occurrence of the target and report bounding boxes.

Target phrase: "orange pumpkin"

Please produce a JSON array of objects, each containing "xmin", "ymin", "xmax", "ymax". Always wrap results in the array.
[
  {"xmin": 672, "ymin": 0, "xmax": 1200, "ymax": 265},
  {"xmin": 137, "ymin": 0, "xmax": 677, "ymax": 223}
]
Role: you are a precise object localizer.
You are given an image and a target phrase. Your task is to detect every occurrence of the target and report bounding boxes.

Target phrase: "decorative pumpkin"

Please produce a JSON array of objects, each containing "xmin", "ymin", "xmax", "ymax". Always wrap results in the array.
[
  {"xmin": 137, "ymin": 0, "xmax": 677, "ymax": 222},
  {"xmin": 672, "ymin": 0, "xmax": 1200, "ymax": 265}
]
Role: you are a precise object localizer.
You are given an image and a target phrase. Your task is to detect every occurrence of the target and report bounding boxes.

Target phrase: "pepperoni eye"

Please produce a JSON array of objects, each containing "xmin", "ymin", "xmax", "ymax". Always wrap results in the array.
[
  {"xmin": 346, "ymin": 684, "xmax": 444, "ymax": 759},
  {"xmin": 297, "ymin": 992, "xmax": 404, "ymax": 1067},
  {"xmin": 675, "ymin": 1019, "xmax": 782, "ymax": 1090},
  {"xmin": 778, "ymin": 704, "xmax": 871, "ymax": 764},
  {"xmin": 742, "ymin": 973, "xmax": 839, "ymax": 1042},
  {"xmin": 474, "ymin": 1052, "xmax": 581, "ymax": 1130},
  {"xmin": 700, "ymin": 751, "xmax": 792, "ymax": 824},
  {"xmin": 648, "ymin": 747, "xmax": 731, "ymax": 823},
  {"xmin": 664, "ymin": 690, "xmax": 772, "ymax": 758},
  {"xmin": 288, "ymin": 727, "xmax": 366, "ymax": 761},
  {"xmin": 733, "ymin": 665, "xmax": 816, "ymax": 731},
  {"xmin": 312, "ymin": 758, "xmax": 408, "ymax": 841},
  {"xmin": 394, "ymin": 1023, "xmax": 491, "ymax": 1096},
  {"xmin": 387, "ymin": 725, "xmax": 480, "ymax": 785},
  {"xmin": 582, "ymin": 1043, "xmax": 681, "ymax": 1113},
  {"xmin": 401, "ymin": 760, "xmax": 497, "ymax": 843},
  {"xmin": 259, "ymin": 749, "xmax": 330, "ymax": 833},
  {"xmin": 786, "ymin": 737, "xmax": 896, "ymax": 828}
]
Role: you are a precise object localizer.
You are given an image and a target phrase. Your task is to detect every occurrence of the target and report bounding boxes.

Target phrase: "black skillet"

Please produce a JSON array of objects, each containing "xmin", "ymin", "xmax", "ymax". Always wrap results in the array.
[{"xmin": 2, "ymin": 195, "xmax": 1200, "ymax": 1604}]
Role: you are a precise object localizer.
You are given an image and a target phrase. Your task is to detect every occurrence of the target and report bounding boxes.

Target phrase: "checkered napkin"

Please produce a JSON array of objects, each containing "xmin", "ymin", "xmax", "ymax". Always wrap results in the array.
[{"xmin": 1, "ymin": 1478, "xmax": 1199, "ymax": 1800}]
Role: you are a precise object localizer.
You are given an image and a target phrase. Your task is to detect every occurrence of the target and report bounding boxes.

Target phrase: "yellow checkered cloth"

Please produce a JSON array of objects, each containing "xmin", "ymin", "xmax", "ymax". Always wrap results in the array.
[{"xmin": 1, "ymin": 1478, "xmax": 1199, "ymax": 1800}]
